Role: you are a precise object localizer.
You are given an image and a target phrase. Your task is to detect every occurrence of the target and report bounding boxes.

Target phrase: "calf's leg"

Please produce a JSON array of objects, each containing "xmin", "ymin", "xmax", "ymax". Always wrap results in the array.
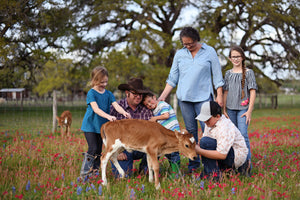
[
  {"xmin": 146, "ymin": 154, "xmax": 154, "ymax": 183},
  {"xmin": 110, "ymin": 152, "xmax": 125, "ymax": 178},
  {"xmin": 151, "ymin": 156, "xmax": 161, "ymax": 190}
]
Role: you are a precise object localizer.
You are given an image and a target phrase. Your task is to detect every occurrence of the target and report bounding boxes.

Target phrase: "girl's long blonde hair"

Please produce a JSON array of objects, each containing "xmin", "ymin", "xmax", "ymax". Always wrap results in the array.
[{"xmin": 90, "ymin": 66, "xmax": 108, "ymax": 87}]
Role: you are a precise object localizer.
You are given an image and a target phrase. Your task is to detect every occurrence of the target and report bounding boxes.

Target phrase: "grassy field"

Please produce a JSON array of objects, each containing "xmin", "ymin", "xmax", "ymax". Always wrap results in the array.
[{"xmin": 0, "ymin": 106, "xmax": 299, "ymax": 199}]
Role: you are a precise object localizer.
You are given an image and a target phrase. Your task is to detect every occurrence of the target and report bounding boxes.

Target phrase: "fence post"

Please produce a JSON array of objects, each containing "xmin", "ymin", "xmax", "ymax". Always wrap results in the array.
[
  {"xmin": 264, "ymin": 93, "xmax": 268, "ymax": 107},
  {"xmin": 258, "ymin": 93, "xmax": 262, "ymax": 109},
  {"xmin": 52, "ymin": 90, "xmax": 57, "ymax": 133}
]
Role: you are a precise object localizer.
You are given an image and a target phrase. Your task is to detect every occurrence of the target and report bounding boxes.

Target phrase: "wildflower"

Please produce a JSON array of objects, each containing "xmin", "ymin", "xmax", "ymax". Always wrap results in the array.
[
  {"xmin": 77, "ymin": 177, "xmax": 80, "ymax": 183},
  {"xmin": 21, "ymin": 136, "xmax": 23, "ymax": 141},
  {"xmin": 34, "ymin": 189, "xmax": 36, "ymax": 193},
  {"xmin": 98, "ymin": 185, "xmax": 102, "ymax": 195},
  {"xmin": 130, "ymin": 189, "xmax": 135, "ymax": 199},
  {"xmin": 11, "ymin": 153, "xmax": 13, "ymax": 158},
  {"xmin": 231, "ymin": 187, "xmax": 235, "ymax": 194},
  {"xmin": 26, "ymin": 180, "xmax": 30, "ymax": 191},
  {"xmin": 178, "ymin": 192, "xmax": 185, "ymax": 198},
  {"xmin": 91, "ymin": 183, "xmax": 95, "ymax": 190},
  {"xmin": 62, "ymin": 173, "xmax": 64, "ymax": 180},
  {"xmin": 83, "ymin": 175, "xmax": 89, "ymax": 182},
  {"xmin": 141, "ymin": 184, "xmax": 145, "ymax": 193},
  {"xmin": 12, "ymin": 186, "xmax": 16, "ymax": 194},
  {"xmin": 241, "ymin": 98, "xmax": 249, "ymax": 106},
  {"xmin": 71, "ymin": 181, "xmax": 74, "ymax": 186},
  {"xmin": 77, "ymin": 186, "xmax": 82, "ymax": 195},
  {"xmin": 86, "ymin": 186, "xmax": 91, "ymax": 192},
  {"xmin": 3, "ymin": 144, "xmax": 5, "ymax": 149},
  {"xmin": 15, "ymin": 194, "xmax": 23, "ymax": 199},
  {"xmin": 200, "ymin": 181, "xmax": 204, "ymax": 190}
]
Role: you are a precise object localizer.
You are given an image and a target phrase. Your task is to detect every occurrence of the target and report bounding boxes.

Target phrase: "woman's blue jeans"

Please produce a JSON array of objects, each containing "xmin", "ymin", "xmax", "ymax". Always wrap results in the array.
[
  {"xmin": 178, "ymin": 98, "xmax": 212, "ymax": 172},
  {"xmin": 226, "ymin": 109, "xmax": 251, "ymax": 162}
]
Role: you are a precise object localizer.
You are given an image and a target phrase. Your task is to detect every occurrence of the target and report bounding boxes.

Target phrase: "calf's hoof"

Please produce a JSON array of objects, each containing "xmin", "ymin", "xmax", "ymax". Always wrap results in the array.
[{"xmin": 155, "ymin": 182, "xmax": 161, "ymax": 190}]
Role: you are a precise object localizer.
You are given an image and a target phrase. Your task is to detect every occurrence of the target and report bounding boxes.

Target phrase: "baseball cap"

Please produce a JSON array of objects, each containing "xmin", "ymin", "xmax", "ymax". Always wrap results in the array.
[{"xmin": 195, "ymin": 101, "xmax": 221, "ymax": 121}]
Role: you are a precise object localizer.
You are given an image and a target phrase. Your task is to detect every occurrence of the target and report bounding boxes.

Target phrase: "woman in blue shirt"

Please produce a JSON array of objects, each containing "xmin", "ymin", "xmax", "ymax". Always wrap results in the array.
[
  {"xmin": 80, "ymin": 66, "xmax": 131, "ymax": 178},
  {"xmin": 159, "ymin": 27, "xmax": 224, "ymax": 173}
]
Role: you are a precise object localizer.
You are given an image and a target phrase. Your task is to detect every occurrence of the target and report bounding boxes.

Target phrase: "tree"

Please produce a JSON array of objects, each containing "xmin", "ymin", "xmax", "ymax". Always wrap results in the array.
[
  {"xmin": 1, "ymin": 0, "xmax": 299, "ymax": 96},
  {"xmin": 195, "ymin": 0, "xmax": 300, "ymax": 87},
  {"xmin": 33, "ymin": 59, "xmax": 79, "ymax": 132},
  {"xmin": 67, "ymin": 0, "xmax": 190, "ymax": 93},
  {"xmin": 0, "ymin": 0, "xmax": 74, "ymax": 89}
]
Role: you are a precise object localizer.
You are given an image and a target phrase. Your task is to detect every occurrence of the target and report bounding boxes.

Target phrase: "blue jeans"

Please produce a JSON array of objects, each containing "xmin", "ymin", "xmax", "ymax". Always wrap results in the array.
[
  {"xmin": 178, "ymin": 97, "xmax": 212, "ymax": 171},
  {"xmin": 226, "ymin": 109, "xmax": 251, "ymax": 162},
  {"xmin": 200, "ymin": 137, "xmax": 235, "ymax": 176},
  {"xmin": 165, "ymin": 152, "xmax": 180, "ymax": 164},
  {"xmin": 111, "ymin": 150, "xmax": 147, "ymax": 177}
]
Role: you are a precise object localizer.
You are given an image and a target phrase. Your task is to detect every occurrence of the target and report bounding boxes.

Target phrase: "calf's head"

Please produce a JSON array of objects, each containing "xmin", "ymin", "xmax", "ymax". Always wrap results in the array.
[{"xmin": 175, "ymin": 129, "xmax": 197, "ymax": 160}]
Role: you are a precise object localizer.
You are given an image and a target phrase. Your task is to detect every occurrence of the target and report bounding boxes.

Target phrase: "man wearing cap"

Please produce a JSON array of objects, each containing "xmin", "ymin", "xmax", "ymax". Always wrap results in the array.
[
  {"xmin": 110, "ymin": 78, "xmax": 153, "ymax": 176},
  {"xmin": 195, "ymin": 101, "xmax": 250, "ymax": 179}
]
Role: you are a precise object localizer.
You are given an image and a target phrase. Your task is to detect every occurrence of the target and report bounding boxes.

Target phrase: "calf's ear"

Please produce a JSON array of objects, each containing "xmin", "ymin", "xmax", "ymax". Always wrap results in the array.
[
  {"xmin": 174, "ymin": 130, "xmax": 183, "ymax": 141},
  {"xmin": 56, "ymin": 116, "xmax": 59, "ymax": 121}
]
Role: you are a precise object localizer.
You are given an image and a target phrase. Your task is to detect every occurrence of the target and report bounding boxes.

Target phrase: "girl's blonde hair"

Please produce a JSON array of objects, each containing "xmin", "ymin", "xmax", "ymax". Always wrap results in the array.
[
  {"xmin": 229, "ymin": 45, "xmax": 246, "ymax": 99},
  {"xmin": 90, "ymin": 66, "xmax": 108, "ymax": 87}
]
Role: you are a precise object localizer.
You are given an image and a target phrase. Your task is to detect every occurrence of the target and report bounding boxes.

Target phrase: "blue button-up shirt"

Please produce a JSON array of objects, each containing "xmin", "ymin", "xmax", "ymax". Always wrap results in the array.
[{"xmin": 167, "ymin": 43, "xmax": 224, "ymax": 102}]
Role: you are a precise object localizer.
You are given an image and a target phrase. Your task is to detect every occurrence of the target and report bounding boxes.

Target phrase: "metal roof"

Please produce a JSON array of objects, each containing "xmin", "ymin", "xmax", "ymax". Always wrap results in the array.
[{"xmin": 0, "ymin": 88, "xmax": 25, "ymax": 92}]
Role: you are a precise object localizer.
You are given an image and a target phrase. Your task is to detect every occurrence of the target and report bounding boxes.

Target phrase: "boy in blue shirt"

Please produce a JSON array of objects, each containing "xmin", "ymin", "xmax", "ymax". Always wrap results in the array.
[{"xmin": 143, "ymin": 91, "xmax": 181, "ymax": 178}]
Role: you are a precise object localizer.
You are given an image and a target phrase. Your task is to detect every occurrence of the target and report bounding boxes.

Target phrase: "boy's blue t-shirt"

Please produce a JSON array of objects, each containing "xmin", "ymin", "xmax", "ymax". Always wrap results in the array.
[{"xmin": 81, "ymin": 89, "xmax": 116, "ymax": 133}]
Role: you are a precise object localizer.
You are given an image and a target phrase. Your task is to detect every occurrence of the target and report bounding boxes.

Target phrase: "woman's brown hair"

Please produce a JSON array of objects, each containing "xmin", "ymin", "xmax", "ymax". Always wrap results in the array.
[{"xmin": 229, "ymin": 45, "xmax": 246, "ymax": 99}]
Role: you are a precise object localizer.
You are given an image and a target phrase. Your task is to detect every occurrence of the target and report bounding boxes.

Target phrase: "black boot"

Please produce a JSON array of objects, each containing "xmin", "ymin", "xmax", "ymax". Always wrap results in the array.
[
  {"xmin": 80, "ymin": 153, "xmax": 95, "ymax": 178},
  {"xmin": 92, "ymin": 154, "xmax": 101, "ymax": 175}
]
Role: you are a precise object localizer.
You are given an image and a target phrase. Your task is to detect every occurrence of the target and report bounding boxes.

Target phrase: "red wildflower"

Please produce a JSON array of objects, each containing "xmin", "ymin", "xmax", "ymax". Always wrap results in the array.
[{"xmin": 15, "ymin": 194, "xmax": 23, "ymax": 199}]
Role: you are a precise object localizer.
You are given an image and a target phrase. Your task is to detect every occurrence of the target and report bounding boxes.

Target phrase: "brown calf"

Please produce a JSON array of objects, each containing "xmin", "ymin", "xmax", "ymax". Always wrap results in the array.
[
  {"xmin": 100, "ymin": 119, "xmax": 197, "ymax": 189},
  {"xmin": 56, "ymin": 110, "xmax": 72, "ymax": 137}
]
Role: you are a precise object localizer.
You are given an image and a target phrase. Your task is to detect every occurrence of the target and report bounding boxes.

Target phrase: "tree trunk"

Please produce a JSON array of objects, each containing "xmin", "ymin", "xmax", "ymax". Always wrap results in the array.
[{"xmin": 52, "ymin": 90, "xmax": 57, "ymax": 133}]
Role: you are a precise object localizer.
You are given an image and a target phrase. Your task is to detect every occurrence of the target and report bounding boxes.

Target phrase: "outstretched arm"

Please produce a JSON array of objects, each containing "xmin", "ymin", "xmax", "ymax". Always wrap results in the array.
[
  {"xmin": 112, "ymin": 102, "xmax": 131, "ymax": 119},
  {"xmin": 90, "ymin": 102, "xmax": 117, "ymax": 121},
  {"xmin": 158, "ymin": 83, "xmax": 173, "ymax": 101}
]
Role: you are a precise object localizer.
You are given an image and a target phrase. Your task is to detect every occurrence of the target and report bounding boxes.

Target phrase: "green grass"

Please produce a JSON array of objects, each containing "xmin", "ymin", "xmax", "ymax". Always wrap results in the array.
[{"xmin": 0, "ymin": 106, "xmax": 299, "ymax": 199}]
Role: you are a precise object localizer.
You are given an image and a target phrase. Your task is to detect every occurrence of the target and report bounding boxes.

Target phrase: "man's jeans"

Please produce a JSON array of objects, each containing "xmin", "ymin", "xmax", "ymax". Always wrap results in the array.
[
  {"xmin": 111, "ymin": 150, "xmax": 147, "ymax": 177},
  {"xmin": 200, "ymin": 137, "xmax": 235, "ymax": 176}
]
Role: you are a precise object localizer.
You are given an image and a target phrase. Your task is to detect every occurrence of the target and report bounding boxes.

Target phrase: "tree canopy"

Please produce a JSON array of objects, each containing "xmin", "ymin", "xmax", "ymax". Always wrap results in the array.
[{"xmin": 1, "ymin": 0, "xmax": 299, "ymax": 95}]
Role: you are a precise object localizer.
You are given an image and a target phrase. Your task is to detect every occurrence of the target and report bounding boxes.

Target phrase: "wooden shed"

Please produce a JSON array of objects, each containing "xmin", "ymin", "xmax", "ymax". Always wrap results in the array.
[{"xmin": 0, "ymin": 88, "xmax": 26, "ymax": 100}]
